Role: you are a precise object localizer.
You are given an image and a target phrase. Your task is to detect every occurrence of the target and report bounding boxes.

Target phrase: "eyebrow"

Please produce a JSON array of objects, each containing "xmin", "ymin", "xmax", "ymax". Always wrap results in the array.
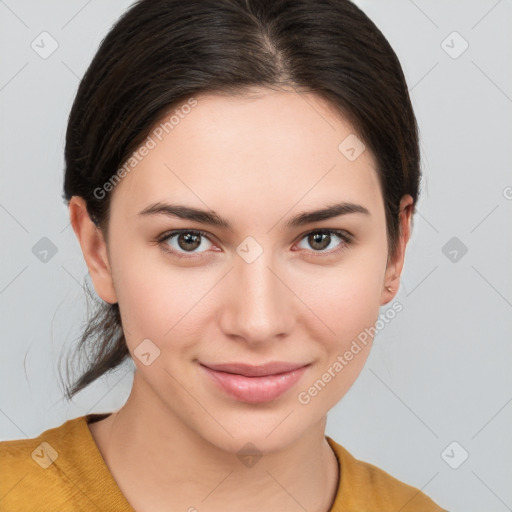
[{"xmin": 138, "ymin": 201, "xmax": 370, "ymax": 230}]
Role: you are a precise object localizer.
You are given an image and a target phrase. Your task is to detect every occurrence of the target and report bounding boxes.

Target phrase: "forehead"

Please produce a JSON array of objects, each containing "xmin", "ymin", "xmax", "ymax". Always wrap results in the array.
[{"xmin": 110, "ymin": 88, "xmax": 382, "ymax": 223}]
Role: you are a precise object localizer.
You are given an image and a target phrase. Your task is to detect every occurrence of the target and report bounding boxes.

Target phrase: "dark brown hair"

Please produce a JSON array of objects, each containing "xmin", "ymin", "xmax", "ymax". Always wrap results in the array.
[{"xmin": 61, "ymin": 0, "xmax": 421, "ymax": 400}]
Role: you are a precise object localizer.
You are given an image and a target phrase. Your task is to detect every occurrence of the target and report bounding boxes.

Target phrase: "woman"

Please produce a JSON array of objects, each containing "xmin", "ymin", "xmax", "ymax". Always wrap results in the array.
[{"xmin": 0, "ymin": 0, "xmax": 447, "ymax": 510}]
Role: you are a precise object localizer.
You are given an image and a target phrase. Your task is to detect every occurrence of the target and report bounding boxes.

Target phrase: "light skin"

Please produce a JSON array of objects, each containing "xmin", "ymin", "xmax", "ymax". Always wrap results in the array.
[{"xmin": 69, "ymin": 87, "xmax": 413, "ymax": 512}]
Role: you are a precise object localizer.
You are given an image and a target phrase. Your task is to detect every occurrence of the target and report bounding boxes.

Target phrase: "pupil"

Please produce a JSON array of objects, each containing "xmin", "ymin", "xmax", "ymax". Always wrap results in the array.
[
  {"xmin": 310, "ymin": 233, "xmax": 329, "ymax": 250},
  {"xmin": 179, "ymin": 232, "xmax": 200, "ymax": 251}
]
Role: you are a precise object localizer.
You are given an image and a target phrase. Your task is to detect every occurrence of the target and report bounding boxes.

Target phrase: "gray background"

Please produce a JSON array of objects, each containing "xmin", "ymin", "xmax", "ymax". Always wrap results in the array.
[{"xmin": 1, "ymin": 1, "xmax": 511, "ymax": 510}]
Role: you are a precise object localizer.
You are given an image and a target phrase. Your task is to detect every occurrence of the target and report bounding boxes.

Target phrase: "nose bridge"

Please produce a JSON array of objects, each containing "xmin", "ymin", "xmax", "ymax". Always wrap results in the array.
[{"xmin": 223, "ymin": 242, "xmax": 291, "ymax": 342}]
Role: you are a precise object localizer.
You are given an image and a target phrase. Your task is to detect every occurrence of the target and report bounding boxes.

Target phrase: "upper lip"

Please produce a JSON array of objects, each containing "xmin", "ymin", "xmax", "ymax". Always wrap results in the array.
[{"xmin": 200, "ymin": 361, "xmax": 310, "ymax": 377}]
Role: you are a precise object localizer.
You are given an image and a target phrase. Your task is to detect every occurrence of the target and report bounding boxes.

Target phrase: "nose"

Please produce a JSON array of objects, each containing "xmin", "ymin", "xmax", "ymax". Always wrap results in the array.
[{"xmin": 218, "ymin": 246, "xmax": 294, "ymax": 346}]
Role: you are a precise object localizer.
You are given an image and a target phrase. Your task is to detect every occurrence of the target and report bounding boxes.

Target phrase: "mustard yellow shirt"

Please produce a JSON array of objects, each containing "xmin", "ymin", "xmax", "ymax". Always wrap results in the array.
[{"xmin": 0, "ymin": 413, "xmax": 446, "ymax": 511}]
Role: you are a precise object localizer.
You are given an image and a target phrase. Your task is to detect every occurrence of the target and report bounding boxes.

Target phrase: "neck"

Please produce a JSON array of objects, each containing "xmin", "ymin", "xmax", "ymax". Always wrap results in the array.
[{"xmin": 89, "ymin": 371, "xmax": 339, "ymax": 512}]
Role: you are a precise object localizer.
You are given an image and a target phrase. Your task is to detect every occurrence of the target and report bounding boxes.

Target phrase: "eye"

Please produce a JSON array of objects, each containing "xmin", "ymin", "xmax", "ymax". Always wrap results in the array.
[
  {"xmin": 156, "ymin": 228, "xmax": 353, "ymax": 260},
  {"xmin": 295, "ymin": 229, "xmax": 352, "ymax": 256},
  {"xmin": 158, "ymin": 229, "xmax": 215, "ymax": 258}
]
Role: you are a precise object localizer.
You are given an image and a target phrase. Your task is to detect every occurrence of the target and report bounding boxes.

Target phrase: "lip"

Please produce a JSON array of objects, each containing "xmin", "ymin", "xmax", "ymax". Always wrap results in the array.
[{"xmin": 200, "ymin": 362, "xmax": 310, "ymax": 403}]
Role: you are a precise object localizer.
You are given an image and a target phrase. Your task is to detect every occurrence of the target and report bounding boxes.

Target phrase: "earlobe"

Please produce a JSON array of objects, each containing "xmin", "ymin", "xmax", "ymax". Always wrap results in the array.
[
  {"xmin": 68, "ymin": 196, "xmax": 118, "ymax": 304},
  {"xmin": 380, "ymin": 195, "xmax": 414, "ymax": 305}
]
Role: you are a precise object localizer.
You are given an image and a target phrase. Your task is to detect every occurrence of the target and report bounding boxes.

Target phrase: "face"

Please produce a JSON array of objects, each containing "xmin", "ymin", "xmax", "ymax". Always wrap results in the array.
[{"xmin": 74, "ymin": 87, "xmax": 411, "ymax": 454}]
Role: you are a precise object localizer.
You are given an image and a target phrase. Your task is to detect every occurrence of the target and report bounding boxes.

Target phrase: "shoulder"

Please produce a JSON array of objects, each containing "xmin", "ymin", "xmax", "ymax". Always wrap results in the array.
[
  {"xmin": 326, "ymin": 436, "xmax": 447, "ymax": 512},
  {"xmin": 0, "ymin": 414, "xmax": 83, "ymax": 465},
  {"xmin": 0, "ymin": 415, "xmax": 102, "ymax": 511}
]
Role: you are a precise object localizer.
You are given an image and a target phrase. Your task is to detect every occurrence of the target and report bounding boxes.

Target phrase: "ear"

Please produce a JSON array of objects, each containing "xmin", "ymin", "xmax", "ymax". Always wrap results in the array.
[
  {"xmin": 380, "ymin": 194, "xmax": 414, "ymax": 305},
  {"xmin": 68, "ymin": 196, "xmax": 118, "ymax": 304}
]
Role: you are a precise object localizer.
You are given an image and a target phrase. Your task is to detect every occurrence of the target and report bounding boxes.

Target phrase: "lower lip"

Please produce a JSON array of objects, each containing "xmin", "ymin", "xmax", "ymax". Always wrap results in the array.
[{"xmin": 200, "ymin": 364, "xmax": 309, "ymax": 403}]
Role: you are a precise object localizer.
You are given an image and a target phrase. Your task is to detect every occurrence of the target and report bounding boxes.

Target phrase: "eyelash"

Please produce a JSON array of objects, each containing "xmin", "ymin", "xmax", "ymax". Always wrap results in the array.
[{"xmin": 156, "ymin": 228, "xmax": 353, "ymax": 260}]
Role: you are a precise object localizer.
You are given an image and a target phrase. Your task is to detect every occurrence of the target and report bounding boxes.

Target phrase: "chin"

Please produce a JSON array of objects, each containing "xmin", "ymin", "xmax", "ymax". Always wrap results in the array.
[{"xmin": 190, "ymin": 406, "xmax": 320, "ymax": 457}]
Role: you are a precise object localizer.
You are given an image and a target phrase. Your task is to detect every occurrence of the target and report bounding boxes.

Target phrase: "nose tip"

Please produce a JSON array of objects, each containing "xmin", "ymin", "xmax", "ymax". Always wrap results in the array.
[{"xmin": 220, "ymin": 254, "xmax": 292, "ymax": 344}]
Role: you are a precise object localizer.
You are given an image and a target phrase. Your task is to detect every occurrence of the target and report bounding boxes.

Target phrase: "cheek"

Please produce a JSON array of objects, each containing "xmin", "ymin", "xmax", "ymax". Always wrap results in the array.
[
  {"xmin": 304, "ymin": 253, "xmax": 386, "ymax": 346},
  {"xmin": 110, "ymin": 244, "xmax": 216, "ymax": 348},
  {"xmin": 296, "ymin": 262, "xmax": 384, "ymax": 410}
]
